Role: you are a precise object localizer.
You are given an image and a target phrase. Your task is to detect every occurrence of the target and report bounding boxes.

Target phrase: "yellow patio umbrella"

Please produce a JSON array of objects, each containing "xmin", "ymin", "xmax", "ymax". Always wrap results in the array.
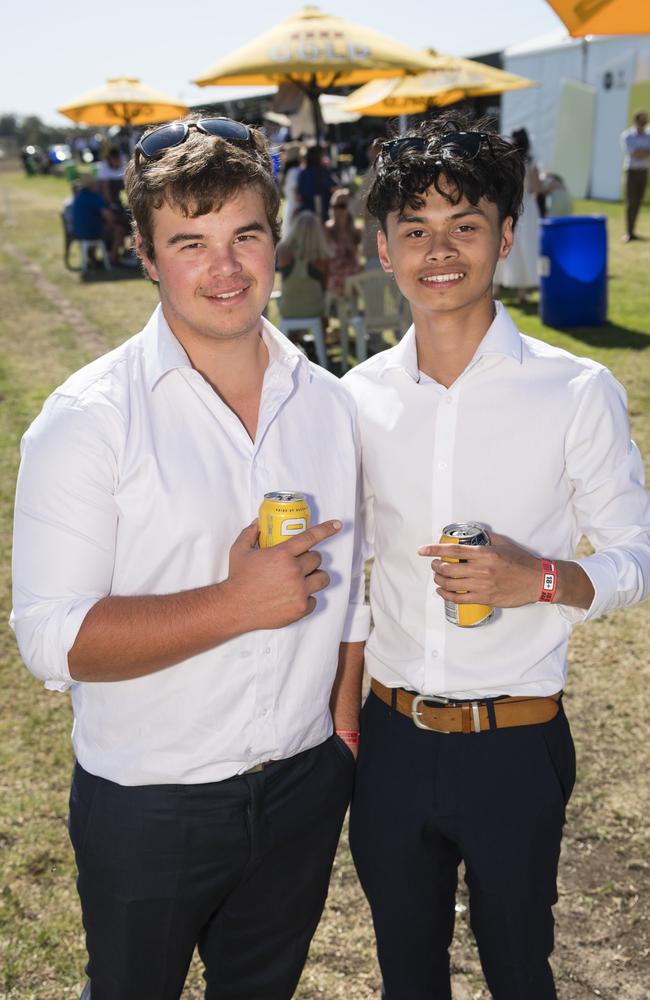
[
  {"xmin": 58, "ymin": 77, "xmax": 188, "ymax": 127},
  {"xmin": 342, "ymin": 55, "xmax": 536, "ymax": 116},
  {"xmin": 544, "ymin": 0, "xmax": 650, "ymax": 37},
  {"xmin": 193, "ymin": 4, "xmax": 440, "ymax": 134}
]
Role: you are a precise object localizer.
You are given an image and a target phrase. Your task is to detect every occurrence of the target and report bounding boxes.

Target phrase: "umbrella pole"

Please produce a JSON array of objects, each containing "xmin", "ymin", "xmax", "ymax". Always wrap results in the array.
[{"xmin": 307, "ymin": 77, "xmax": 324, "ymax": 142}]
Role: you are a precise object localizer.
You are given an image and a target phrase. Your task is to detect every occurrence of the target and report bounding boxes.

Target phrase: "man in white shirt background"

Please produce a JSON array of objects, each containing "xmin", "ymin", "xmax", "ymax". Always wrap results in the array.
[
  {"xmin": 342, "ymin": 114, "xmax": 650, "ymax": 1000},
  {"xmin": 620, "ymin": 108, "xmax": 650, "ymax": 243},
  {"xmin": 11, "ymin": 116, "xmax": 369, "ymax": 1000}
]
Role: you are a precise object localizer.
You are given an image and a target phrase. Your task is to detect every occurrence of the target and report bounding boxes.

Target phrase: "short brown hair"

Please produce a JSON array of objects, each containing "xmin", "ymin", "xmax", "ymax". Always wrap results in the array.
[{"xmin": 124, "ymin": 116, "xmax": 281, "ymax": 261}]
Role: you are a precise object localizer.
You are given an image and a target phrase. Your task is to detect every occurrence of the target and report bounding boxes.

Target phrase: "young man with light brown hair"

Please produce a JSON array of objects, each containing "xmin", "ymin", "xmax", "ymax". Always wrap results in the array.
[{"xmin": 12, "ymin": 116, "xmax": 368, "ymax": 1000}]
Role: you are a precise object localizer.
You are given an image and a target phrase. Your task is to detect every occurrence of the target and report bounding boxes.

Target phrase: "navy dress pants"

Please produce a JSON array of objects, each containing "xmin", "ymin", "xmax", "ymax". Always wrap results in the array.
[
  {"xmin": 350, "ymin": 692, "xmax": 576, "ymax": 1000},
  {"xmin": 69, "ymin": 736, "xmax": 355, "ymax": 1000}
]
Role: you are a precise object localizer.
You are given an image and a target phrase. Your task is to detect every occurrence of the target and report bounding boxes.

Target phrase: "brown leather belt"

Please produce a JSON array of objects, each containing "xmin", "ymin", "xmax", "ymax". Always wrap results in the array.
[{"xmin": 371, "ymin": 679, "xmax": 561, "ymax": 734}]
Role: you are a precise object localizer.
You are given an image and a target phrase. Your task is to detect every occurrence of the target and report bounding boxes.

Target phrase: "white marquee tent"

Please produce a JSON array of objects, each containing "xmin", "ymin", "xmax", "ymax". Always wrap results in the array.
[{"xmin": 499, "ymin": 31, "xmax": 650, "ymax": 200}]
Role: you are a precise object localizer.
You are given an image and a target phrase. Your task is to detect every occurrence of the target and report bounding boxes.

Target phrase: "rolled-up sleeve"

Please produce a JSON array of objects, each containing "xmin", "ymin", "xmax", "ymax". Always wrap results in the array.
[
  {"xmin": 558, "ymin": 368, "xmax": 650, "ymax": 624},
  {"xmin": 10, "ymin": 394, "xmax": 120, "ymax": 690}
]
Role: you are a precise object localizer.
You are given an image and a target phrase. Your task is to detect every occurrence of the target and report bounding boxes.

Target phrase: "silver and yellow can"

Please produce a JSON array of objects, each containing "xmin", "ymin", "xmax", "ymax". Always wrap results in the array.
[
  {"xmin": 259, "ymin": 492, "xmax": 311, "ymax": 548},
  {"xmin": 440, "ymin": 522, "xmax": 494, "ymax": 627}
]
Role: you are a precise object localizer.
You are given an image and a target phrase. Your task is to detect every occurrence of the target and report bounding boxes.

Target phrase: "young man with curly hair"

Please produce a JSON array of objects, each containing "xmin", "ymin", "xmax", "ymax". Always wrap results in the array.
[{"xmin": 342, "ymin": 114, "xmax": 650, "ymax": 999}]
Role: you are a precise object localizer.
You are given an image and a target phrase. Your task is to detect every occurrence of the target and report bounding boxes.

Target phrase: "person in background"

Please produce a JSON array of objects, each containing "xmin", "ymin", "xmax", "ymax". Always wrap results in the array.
[
  {"xmin": 280, "ymin": 141, "xmax": 303, "ymax": 238},
  {"xmin": 356, "ymin": 138, "xmax": 383, "ymax": 268},
  {"xmin": 97, "ymin": 146, "xmax": 126, "ymax": 207},
  {"xmin": 297, "ymin": 144, "xmax": 337, "ymax": 223},
  {"xmin": 620, "ymin": 109, "xmax": 650, "ymax": 243},
  {"xmin": 12, "ymin": 115, "xmax": 368, "ymax": 1000},
  {"xmin": 494, "ymin": 126, "xmax": 540, "ymax": 304},
  {"xmin": 97, "ymin": 146, "xmax": 133, "ymax": 249},
  {"xmin": 324, "ymin": 187, "xmax": 362, "ymax": 299},
  {"xmin": 538, "ymin": 171, "xmax": 572, "ymax": 218},
  {"xmin": 276, "ymin": 210, "xmax": 331, "ymax": 355},
  {"xmin": 341, "ymin": 111, "xmax": 650, "ymax": 1000},
  {"xmin": 71, "ymin": 173, "xmax": 127, "ymax": 266}
]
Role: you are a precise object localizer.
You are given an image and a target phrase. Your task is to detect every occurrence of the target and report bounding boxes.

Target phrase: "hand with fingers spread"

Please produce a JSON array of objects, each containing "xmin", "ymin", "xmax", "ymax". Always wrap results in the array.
[
  {"xmin": 225, "ymin": 518, "xmax": 342, "ymax": 631},
  {"xmin": 417, "ymin": 532, "xmax": 542, "ymax": 609}
]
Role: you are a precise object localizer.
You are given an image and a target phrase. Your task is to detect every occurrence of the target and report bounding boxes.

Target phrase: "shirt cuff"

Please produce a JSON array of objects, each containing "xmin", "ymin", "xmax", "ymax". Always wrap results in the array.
[
  {"xmin": 554, "ymin": 556, "xmax": 612, "ymax": 625},
  {"xmin": 341, "ymin": 602, "xmax": 371, "ymax": 643},
  {"xmin": 13, "ymin": 597, "xmax": 100, "ymax": 693}
]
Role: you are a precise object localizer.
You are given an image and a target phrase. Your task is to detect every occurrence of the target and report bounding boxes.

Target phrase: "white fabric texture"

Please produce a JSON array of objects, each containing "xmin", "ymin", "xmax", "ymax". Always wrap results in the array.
[
  {"xmin": 342, "ymin": 302, "xmax": 650, "ymax": 701},
  {"xmin": 11, "ymin": 306, "xmax": 370, "ymax": 785}
]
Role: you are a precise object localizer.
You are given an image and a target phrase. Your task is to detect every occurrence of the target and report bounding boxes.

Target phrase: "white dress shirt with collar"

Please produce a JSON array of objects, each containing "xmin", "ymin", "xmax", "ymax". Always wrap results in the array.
[
  {"xmin": 342, "ymin": 302, "xmax": 650, "ymax": 700},
  {"xmin": 11, "ymin": 306, "xmax": 370, "ymax": 785}
]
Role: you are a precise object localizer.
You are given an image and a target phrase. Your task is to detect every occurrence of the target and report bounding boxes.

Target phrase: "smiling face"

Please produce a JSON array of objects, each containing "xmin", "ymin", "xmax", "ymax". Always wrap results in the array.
[
  {"xmin": 378, "ymin": 179, "xmax": 513, "ymax": 330},
  {"xmin": 138, "ymin": 185, "xmax": 277, "ymax": 354}
]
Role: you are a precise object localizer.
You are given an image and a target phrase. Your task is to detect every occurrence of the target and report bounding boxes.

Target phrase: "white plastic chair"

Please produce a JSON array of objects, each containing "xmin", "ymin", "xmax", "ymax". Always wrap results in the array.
[
  {"xmin": 79, "ymin": 239, "xmax": 111, "ymax": 274},
  {"xmin": 279, "ymin": 317, "xmax": 329, "ymax": 370},
  {"xmin": 342, "ymin": 271, "xmax": 411, "ymax": 364}
]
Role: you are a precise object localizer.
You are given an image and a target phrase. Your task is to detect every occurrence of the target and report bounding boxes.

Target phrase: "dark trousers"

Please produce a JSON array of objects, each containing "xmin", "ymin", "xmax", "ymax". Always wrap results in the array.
[
  {"xmin": 350, "ymin": 692, "xmax": 576, "ymax": 1000},
  {"xmin": 625, "ymin": 168, "xmax": 648, "ymax": 236},
  {"xmin": 69, "ymin": 736, "xmax": 355, "ymax": 1000}
]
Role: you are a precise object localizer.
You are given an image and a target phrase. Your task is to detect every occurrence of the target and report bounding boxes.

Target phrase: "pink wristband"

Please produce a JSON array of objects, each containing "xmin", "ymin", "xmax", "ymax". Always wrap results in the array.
[{"xmin": 539, "ymin": 560, "xmax": 557, "ymax": 603}]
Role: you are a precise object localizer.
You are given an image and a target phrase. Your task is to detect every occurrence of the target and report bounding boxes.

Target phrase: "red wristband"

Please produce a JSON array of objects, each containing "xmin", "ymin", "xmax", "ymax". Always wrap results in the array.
[
  {"xmin": 336, "ymin": 730, "xmax": 360, "ymax": 745},
  {"xmin": 539, "ymin": 560, "xmax": 557, "ymax": 603}
]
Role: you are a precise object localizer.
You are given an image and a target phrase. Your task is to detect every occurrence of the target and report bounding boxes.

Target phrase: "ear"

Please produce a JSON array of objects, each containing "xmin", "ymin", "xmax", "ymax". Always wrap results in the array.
[
  {"xmin": 499, "ymin": 216, "xmax": 514, "ymax": 260},
  {"xmin": 377, "ymin": 229, "xmax": 393, "ymax": 274},
  {"xmin": 135, "ymin": 233, "xmax": 159, "ymax": 283}
]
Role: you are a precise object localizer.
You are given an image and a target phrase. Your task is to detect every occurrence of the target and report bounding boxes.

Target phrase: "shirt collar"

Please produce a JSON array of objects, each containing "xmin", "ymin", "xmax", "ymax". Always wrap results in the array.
[
  {"xmin": 142, "ymin": 304, "xmax": 311, "ymax": 391},
  {"xmin": 378, "ymin": 300, "xmax": 523, "ymax": 382}
]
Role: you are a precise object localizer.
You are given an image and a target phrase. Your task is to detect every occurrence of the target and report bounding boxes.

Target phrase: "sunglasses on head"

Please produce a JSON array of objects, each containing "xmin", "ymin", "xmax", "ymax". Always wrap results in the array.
[
  {"xmin": 135, "ymin": 117, "xmax": 253, "ymax": 162},
  {"xmin": 380, "ymin": 131, "xmax": 493, "ymax": 164}
]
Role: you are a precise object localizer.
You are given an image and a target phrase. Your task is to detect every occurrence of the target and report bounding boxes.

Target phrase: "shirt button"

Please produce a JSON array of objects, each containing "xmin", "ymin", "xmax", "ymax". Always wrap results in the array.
[
  {"xmin": 437, "ymin": 461, "xmax": 447, "ymax": 470},
  {"xmin": 446, "ymin": 396, "xmax": 454, "ymax": 405},
  {"xmin": 430, "ymin": 650, "xmax": 439, "ymax": 659},
  {"xmin": 264, "ymin": 646, "xmax": 271, "ymax": 655}
]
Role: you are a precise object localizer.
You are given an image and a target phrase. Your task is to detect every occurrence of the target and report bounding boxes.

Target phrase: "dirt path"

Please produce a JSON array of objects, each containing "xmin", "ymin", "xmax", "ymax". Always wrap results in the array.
[{"xmin": 2, "ymin": 240, "xmax": 109, "ymax": 357}]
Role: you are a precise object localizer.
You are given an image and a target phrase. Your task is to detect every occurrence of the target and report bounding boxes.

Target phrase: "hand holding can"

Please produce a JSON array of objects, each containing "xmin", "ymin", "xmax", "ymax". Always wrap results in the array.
[{"xmin": 434, "ymin": 522, "xmax": 494, "ymax": 627}]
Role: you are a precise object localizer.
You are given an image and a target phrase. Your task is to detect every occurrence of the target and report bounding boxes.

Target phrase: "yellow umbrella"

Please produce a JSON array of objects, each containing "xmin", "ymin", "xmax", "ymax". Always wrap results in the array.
[
  {"xmin": 58, "ymin": 77, "xmax": 188, "ymax": 127},
  {"xmin": 342, "ymin": 55, "xmax": 536, "ymax": 116},
  {"xmin": 193, "ymin": 4, "xmax": 440, "ymax": 133},
  {"xmin": 544, "ymin": 0, "xmax": 650, "ymax": 37}
]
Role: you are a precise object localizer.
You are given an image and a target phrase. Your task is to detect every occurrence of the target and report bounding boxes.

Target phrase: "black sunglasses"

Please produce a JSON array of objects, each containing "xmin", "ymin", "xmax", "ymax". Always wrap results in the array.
[
  {"xmin": 380, "ymin": 131, "xmax": 493, "ymax": 164},
  {"xmin": 135, "ymin": 117, "xmax": 253, "ymax": 162}
]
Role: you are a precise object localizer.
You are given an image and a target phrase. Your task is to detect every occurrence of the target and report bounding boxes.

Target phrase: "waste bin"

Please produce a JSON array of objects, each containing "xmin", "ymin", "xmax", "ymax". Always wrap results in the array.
[{"xmin": 538, "ymin": 215, "xmax": 607, "ymax": 328}]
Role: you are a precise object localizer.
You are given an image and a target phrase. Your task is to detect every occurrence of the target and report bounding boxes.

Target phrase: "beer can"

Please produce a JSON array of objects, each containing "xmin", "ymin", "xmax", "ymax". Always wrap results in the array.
[
  {"xmin": 259, "ymin": 492, "xmax": 311, "ymax": 548},
  {"xmin": 439, "ymin": 522, "xmax": 494, "ymax": 627}
]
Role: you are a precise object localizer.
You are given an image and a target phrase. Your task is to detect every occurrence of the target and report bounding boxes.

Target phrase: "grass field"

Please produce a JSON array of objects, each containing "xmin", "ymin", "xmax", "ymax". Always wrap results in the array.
[{"xmin": 0, "ymin": 172, "xmax": 649, "ymax": 999}]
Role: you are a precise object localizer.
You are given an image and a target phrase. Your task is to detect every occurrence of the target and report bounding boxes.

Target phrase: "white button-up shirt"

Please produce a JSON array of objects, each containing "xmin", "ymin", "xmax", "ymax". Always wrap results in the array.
[
  {"xmin": 11, "ymin": 306, "xmax": 370, "ymax": 785},
  {"xmin": 343, "ymin": 303, "xmax": 650, "ymax": 700}
]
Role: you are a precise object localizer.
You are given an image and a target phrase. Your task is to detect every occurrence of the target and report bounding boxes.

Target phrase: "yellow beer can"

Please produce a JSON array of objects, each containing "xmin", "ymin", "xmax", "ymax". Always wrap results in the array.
[
  {"xmin": 259, "ymin": 492, "xmax": 311, "ymax": 548},
  {"xmin": 440, "ymin": 522, "xmax": 494, "ymax": 627}
]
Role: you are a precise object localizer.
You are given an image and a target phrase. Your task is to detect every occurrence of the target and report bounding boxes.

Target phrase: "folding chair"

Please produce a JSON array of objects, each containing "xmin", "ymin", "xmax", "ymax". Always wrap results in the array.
[
  {"xmin": 342, "ymin": 271, "xmax": 411, "ymax": 364},
  {"xmin": 279, "ymin": 317, "xmax": 329, "ymax": 370}
]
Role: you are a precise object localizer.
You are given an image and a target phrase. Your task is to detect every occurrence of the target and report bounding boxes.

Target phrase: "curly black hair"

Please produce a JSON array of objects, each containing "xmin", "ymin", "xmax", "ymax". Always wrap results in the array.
[{"xmin": 367, "ymin": 111, "xmax": 526, "ymax": 232}]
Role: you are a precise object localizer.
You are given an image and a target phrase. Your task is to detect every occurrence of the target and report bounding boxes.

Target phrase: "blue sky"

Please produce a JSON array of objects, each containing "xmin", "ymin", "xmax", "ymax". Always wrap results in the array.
[{"xmin": 4, "ymin": 0, "xmax": 565, "ymax": 124}]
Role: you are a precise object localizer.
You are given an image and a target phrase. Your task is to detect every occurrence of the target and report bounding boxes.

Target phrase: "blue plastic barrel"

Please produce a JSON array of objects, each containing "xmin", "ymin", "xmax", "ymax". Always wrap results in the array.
[{"xmin": 539, "ymin": 216, "xmax": 607, "ymax": 328}]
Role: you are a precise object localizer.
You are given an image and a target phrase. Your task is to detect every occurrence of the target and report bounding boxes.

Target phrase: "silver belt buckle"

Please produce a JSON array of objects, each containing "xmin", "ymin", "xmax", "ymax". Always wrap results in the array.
[{"xmin": 411, "ymin": 693, "xmax": 451, "ymax": 733}]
